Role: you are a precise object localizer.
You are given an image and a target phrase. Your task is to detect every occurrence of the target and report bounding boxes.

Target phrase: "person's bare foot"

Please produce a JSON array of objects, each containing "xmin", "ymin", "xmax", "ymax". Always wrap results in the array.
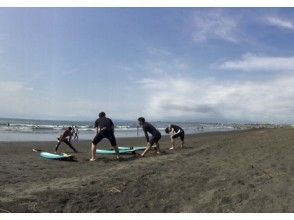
[
  {"xmin": 89, "ymin": 158, "xmax": 96, "ymax": 162},
  {"xmin": 169, "ymin": 147, "xmax": 174, "ymax": 150}
]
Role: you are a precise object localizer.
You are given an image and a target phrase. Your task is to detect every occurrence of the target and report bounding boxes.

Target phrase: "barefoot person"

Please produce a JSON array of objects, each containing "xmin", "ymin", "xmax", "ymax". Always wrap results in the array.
[
  {"xmin": 165, "ymin": 124, "xmax": 185, "ymax": 150},
  {"xmin": 55, "ymin": 127, "xmax": 78, "ymax": 153},
  {"xmin": 90, "ymin": 112, "xmax": 120, "ymax": 161},
  {"xmin": 73, "ymin": 125, "xmax": 79, "ymax": 140},
  {"xmin": 138, "ymin": 117, "xmax": 161, "ymax": 157}
]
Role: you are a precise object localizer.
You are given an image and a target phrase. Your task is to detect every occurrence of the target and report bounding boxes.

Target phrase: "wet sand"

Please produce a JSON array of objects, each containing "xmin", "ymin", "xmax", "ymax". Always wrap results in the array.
[{"xmin": 0, "ymin": 128, "xmax": 293, "ymax": 213}]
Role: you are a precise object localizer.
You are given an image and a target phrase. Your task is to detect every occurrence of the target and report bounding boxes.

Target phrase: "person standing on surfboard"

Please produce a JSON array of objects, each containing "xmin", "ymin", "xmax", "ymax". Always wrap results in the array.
[
  {"xmin": 55, "ymin": 127, "xmax": 78, "ymax": 153},
  {"xmin": 138, "ymin": 117, "xmax": 161, "ymax": 157},
  {"xmin": 90, "ymin": 112, "xmax": 120, "ymax": 161},
  {"xmin": 165, "ymin": 124, "xmax": 185, "ymax": 150}
]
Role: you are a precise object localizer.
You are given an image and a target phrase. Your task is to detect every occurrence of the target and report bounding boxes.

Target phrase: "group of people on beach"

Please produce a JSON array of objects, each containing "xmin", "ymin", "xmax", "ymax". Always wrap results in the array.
[{"xmin": 55, "ymin": 112, "xmax": 185, "ymax": 161}]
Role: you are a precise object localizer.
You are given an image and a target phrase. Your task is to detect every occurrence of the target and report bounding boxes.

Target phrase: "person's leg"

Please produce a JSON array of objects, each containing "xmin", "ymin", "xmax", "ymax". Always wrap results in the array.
[
  {"xmin": 155, "ymin": 133, "xmax": 161, "ymax": 154},
  {"xmin": 155, "ymin": 142, "xmax": 161, "ymax": 154},
  {"xmin": 107, "ymin": 132, "xmax": 120, "ymax": 160},
  {"xmin": 169, "ymin": 135, "xmax": 176, "ymax": 150},
  {"xmin": 170, "ymin": 133, "xmax": 179, "ymax": 150},
  {"xmin": 63, "ymin": 139, "xmax": 78, "ymax": 152},
  {"xmin": 90, "ymin": 142, "xmax": 97, "ymax": 161},
  {"xmin": 143, "ymin": 134, "xmax": 161, "ymax": 156},
  {"xmin": 180, "ymin": 132, "xmax": 185, "ymax": 148},
  {"xmin": 140, "ymin": 142, "xmax": 152, "ymax": 157},
  {"xmin": 90, "ymin": 133, "xmax": 103, "ymax": 161},
  {"xmin": 55, "ymin": 138, "xmax": 61, "ymax": 153}
]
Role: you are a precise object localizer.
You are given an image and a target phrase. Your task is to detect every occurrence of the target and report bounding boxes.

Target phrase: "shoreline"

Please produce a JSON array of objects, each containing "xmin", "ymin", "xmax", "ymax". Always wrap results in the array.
[
  {"xmin": 0, "ymin": 128, "xmax": 251, "ymax": 143},
  {"xmin": 0, "ymin": 127, "xmax": 293, "ymax": 212}
]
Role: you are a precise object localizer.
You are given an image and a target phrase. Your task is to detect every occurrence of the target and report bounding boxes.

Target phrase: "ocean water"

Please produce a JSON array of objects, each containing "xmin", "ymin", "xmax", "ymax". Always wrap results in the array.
[{"xmin": 0, "ymin": 118, "xmax": 237, "ymax": 142}]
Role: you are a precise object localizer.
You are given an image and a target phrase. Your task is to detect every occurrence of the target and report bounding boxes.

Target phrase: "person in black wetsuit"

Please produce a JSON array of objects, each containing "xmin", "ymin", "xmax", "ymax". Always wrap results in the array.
[
  {"xmin": 90, "ymin": 112, "xmax": 120, "ymax": 161},
  {"xmin": 165, "ymin": 124, "xmax": 185, "ymax": 150},
  {"xmin": 138, "ymin": 117, "xmax": 161, "ymax": 157},
  {"xmin": 55, "ymin": 127, "xmax": 78, "ymax": 153}
]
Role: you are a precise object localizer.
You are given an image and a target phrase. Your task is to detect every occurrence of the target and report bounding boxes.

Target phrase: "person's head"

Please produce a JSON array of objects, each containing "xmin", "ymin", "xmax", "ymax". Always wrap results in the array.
[
  {"xmin": 137, "ymin": 117, "xmax": 145, "ymax": 126},
  {"xmin": 99, "ymin": 112, "xmax": 106, "ymax": 118},
  {"xmin": 68, "ymin": 127, "xmax": 72, "ymax": 131},
  {"xmin": 165, "ymin": 127, "xmax": 171, "ymax": 134}
]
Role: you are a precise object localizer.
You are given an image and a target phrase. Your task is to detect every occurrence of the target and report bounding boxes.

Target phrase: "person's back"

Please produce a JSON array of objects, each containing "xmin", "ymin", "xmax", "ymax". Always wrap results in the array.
[
  {"xmin": 170, "ymin": 124, "xmax": 183, "ymax": 133},
  {"xmin": 60, "ymin": 128, "xmax": 72, "ymax": 140},
  {"xmin": 142, "ymin": 122, "xmax": 160, "ymax": 136},
  {"xmin": 95, "ymin": 117, "xmax": 114, "ymax": 132}
]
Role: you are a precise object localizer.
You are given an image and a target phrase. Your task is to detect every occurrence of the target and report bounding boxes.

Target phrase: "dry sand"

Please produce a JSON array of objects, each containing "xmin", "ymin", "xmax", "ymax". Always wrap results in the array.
[{"xmin": 0, "ymin": 128, "xmax": 293, "ymax": 213}]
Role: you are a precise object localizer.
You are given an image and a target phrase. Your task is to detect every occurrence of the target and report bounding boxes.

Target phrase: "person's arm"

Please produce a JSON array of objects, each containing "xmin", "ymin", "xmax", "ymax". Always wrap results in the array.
[
  {"xmin": 69, "ymin": 132, "xmax": 72, "ymax": 142},
  {"xmin": 144, "ymin": 128, "xmax": 149, "ymax": 143},
  {"xmin": 94, "ymin": 120, "xmax": 99, "ymax": 134},
  {"xmin": 170, "ymin": 127, "xmax": 175, "ymax": 136},
  {"xmin": 60, "ymin": 131, "xmax": 67, "ymax": 140}
]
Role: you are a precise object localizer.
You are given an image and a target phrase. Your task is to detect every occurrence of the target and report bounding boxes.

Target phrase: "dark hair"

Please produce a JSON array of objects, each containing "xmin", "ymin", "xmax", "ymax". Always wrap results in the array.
[
  {"xmin": 99, "ymin": 112, "xmax": 106, "ymax": 118},
  {"xmin": 165, "ymin": 127, "xmax": 170, "ymax": 134},
  {"xmin": 137, "ymin": 117, "xmax": 145, "ymax": 123},
  {"xmin": 68, "ymin": 127, "xmax": 72, "ymax": 130}
]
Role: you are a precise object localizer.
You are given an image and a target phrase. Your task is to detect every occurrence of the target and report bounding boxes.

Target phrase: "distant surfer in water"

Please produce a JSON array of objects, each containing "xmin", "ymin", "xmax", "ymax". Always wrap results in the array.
[
  {"xmin": 165, "ymin": 124, "xmax": 185, "ymax": 150},
  {"xmin": 138, "ymin": 117, "xmax": 161, "ymax": 157},
  {"xmin": 55, "ymin": 127, "xmax": 78, "ymax": 153},
  {"xmin": 90, "ymin": 112, "xmax": 120, "ymax": 161}
]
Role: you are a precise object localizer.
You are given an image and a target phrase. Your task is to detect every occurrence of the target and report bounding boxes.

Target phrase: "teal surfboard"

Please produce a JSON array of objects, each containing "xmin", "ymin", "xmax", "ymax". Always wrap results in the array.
[
  {"xmin": 118, "ymin": 146, "xmax": 146, "ymax": 151},
  {"xmin": 40, "ymin": 152, "xmax": 73, "ymax": 160},
  {"xmin": 96, "ymin": 148, "xmax": 137, "ymax": 155}
]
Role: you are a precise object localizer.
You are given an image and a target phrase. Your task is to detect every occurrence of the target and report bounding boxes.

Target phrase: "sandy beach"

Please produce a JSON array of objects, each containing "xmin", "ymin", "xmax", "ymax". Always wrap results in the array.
[{"xmin": 0, "ymin": 128, "xmax": 293, "ymax": 213}]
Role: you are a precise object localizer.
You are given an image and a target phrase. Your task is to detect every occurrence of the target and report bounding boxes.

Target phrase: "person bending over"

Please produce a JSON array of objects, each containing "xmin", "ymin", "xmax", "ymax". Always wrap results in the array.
[
  {"xmin": 90, "ymin": 112, "xmax": 120, "ymax": 161},
  {"xmin": 138, "ymin": 117, "xmax": 161, "ymax": 157},
  {"xmin": 55, "ymin": 127, "xmax": 78, "ymax": 153},
  {"xmin": 165, "ymin": 124, "xmax": 185, "ymax": 150}
]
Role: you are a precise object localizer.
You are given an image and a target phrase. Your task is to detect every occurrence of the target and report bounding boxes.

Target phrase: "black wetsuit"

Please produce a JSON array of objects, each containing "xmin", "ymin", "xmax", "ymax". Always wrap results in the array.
[
  {"xmin": 170, "ymin": 124, "xmax": 185, "ymax": 141},
  {"xmin": 142, "ymin": 122, "xmax": 161, "ymax": 146},
  {"xmin": 92, "ymin": 117, "xmax": 117, "ymax": 146}
]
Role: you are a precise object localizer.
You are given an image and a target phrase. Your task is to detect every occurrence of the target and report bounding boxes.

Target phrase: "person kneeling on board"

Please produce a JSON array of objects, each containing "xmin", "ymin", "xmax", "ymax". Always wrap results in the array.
[
  {"xmin": 138, "ymin": 117, "xmax": 161, "ymax": 157},
  {"xmin": 90, "ymin": 112, "xmax": 120, "ymax": 161},
  {"xmin": 55, "ymin": 127, "xmax": 78, "ymax": 153},
  {"xmin": 165, "ymin": 124, "xmax": 185, "ymax": 150}
]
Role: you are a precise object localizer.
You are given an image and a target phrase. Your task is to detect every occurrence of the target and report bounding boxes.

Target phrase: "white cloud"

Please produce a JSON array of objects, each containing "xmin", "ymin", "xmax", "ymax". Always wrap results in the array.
[
  {"xmin": 191, "ymin": 10, "xmax": 238, "ymax": 43},
  {"xmin": 147, "ymin": 47, "xmax": 172, "ymax": 57},
  {"xmin": 0, "ymin": 81, "xmax": 33, "ymax": 92},
  {"xmin": 218, "ymin": 54, "xmax": 294, "ymax": 72},
  {"xmin": 266, "ymin": 16, "xmax": 294, "ymax": 30},
  {"xmin": 137, "ymin": 75, "xmax": 294, "ymax": 123}
]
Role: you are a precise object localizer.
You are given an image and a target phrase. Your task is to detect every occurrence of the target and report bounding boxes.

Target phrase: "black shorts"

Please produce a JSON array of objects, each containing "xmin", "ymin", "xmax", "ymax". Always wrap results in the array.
[
  {"xmin": 92, "ymin": 130, "xmax": 117, "ymax": 146},
  {"xmin": 150, "ymin": 132, "xmax": 161, "ymax": 146},
  {"xmin": 172, "ymin": 131, "xmax": 185, "ymax": 141}
]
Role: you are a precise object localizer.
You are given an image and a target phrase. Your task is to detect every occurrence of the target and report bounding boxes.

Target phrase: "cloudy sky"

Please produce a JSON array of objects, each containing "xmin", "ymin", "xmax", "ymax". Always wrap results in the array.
[{"xmin": 0, "ymin": 8, "xmax": 294, "ymax": 123}]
